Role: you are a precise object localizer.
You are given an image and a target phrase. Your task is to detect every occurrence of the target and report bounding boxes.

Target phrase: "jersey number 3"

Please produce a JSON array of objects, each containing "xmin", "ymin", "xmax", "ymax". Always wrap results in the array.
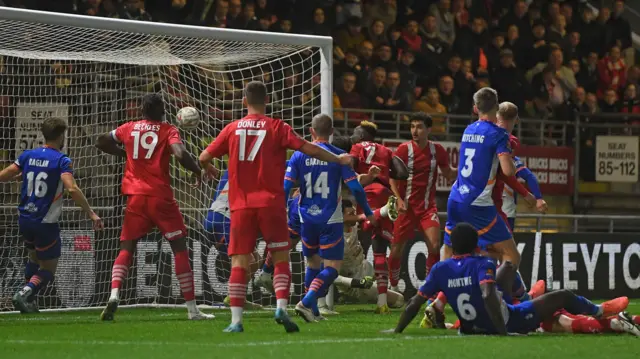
[
  {"xmin": 460, "ymin": 148, "xmax": 476, "ymax": 177},
  {"xmin": 236, "ymin": 129, "xmax": 266, "ymax": 161}
]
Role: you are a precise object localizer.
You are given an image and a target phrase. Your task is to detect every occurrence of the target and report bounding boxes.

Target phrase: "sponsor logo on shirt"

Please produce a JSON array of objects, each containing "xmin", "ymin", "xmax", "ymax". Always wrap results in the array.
[
  {"xmin": 458, "ymin": 185, "xmax": 470, "ymax": 195},
  {"xmin": 165, "ymin": 230, "xmax": 183, "ymax": 239},
  {"xmin": 25, "ymin": 203, "xmax": 38, "ymax": 213},
  {"xmin": 306, "ymin": 205, "xmax": 322, "ymax": 216}
]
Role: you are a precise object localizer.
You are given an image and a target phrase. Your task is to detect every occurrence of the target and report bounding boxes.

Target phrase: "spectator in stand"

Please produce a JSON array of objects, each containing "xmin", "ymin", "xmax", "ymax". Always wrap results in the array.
[
  {"xmin": 608, "ymin": 1, "xmax": 632, "ymax": 51},
  {"xmin": 402, "ymin": 19, "xmax": 424, "ymax": 54},
  {"xmin": 565, "ymin": 31, "xmax": 584, "ymax": 62},
  {"xmin": 569, "ymin": 86, "xmax": 589, "ymax": 114},
  {"xmin": 98, "ymin": 0, "xmax": 120, "ymax": 18},
  {"xmin": 626, "ymin": 65, "xmax": 640, "ymax": 89},
  {"xmin": 237, "ymin": 1, "xmax": 259, "ymax": 30},
  {"xmin": 451, "ymin": 0, "xmax": 469, "ymax": 28},
  {"xmin": 419, "ymin": 16, "xmax": 448, "ymax": 73},
  {"xmin": 547, "ymin": 14, "xmax": 568, "ymax": 50},
  {"xmin": 619, "ymin": 83, "xmax": 640, "ymax": 115},
  {"xmin": 504, "ymin": 24, "xmax": 526, "ymax": 71},
  {"xmin": 561, "ymin": 2, "xmax": 574, "ymax": 29},
  {"xmin": 499, "ymin": 0, "xmax": 529, "ymax": 41},
  {"xmin": 438, "ymin": 75, "xmax": 460, "ymax": 115},
  {"xmin": 578, "ymin": 52, "xmax": 599, "ymax": 94},
  {"xmin": 526, "ymin": 46, "xmax": 577, "ymax": 99},
  {"xmin": 257, "ymin": 14, "xmax": 272, "ymax": 31},
  {"xmin": 80, "ymin": 0, "xmax": 102, "ymax": 16},
  {"xmin": 274, "ymin": 18, "xmax": 294, "ymax": 33},
  {"xmin": 225, "ymin": 0, "xmax": 244, "ymax": 29},
  {"xmin": 485, "ymin": 30, "xmax": 505, "ymax": 71},
  {"xmin": 383, "ymin": 69, "xmax": 412, "ymax": 113},
  {"xmin": 574, "ymin": 6, "xmax": 600, "ymax": 56},
  {"xmin": 600, "ymin": 88, "xmax": 619, "ymax": 113},
  {"xmin": 413, "ymin": 87, "xmax": 447, "ymax": 136},
  {"xmin": 333, "ymin": 72, "xmax": 368, "ymax": 123},
  {"xmin": 546, "ymin": 1, "xmax": 561, "ymax": 25},
  {"xmin": 491, "ymin": 48, "xmax": 531, "ymax": 112},
  {"xmin": 337, "ymin": 0, "xmax": 364, "ymax": 25},
  {"xmin": 530, "ymin": 66, "xmax": 569, "ymax": 118},
  {"xmin": 454, "ymin": 16, "xmax": 489, "ymax": 65},
  {"xmin": 254, "ymin": 0, "xmax": 273, "ymax": 22},
  {"xmin": 387, "ymin": 25, "xmax": 404, "ymax": 59},
  {"xmin": 597, "ymin": 45, "xmax": 626, "ymax": 98},
  {"xmin": 595, "ymin": 7, "xmax": 613, "ymax": 56},
  {"xmin": 525, "ymin": 20, "xmax": 549, "ymax": 71},
  {"xmin": 305, "ymin": 8, "xmax": 332, "ymax": 36},
  {"xmin": 335, "ymin": 51, "xmax": 368, "ymax": 93},
  {"xmin": 373, "ymin": 44, "xmax": 396, "ymax": 71},
  {"xmin": 568, "ymin": 58, "xmax": 581, "ymax": 79},
  {"xmin": 429, "ymin": 0, "xmax": 456, "ymax": 46},
  {"xmin": 397, "ymin": 50, "xmax": 418, "ymax": 91},
  {"xmin": 365, "ymin": 19, "xmax": 389, "ymax": 49},
  {"xmin": 203, "ymin": 0, "xmax": 228, "ymax": 27},
  {"xmin": 363, "ymin": 0, "xmax": 397, "ymax": 29},
  {"xmin": 443, "ymin": 54, "xmax": 473, "ymax": 111},
  {"xmin": 358, "ymin": 40, "xmax": 375, "ymax": 70},
  {"xmin": 120, "ymin": 0, "xmax": 152, "ymax": 21},
  {"xmin": 366, "ymin": 67, "xmax": 389, "ymax": 110},
  {"xmin": 586, "ymin": 92, "xmax": 600, "ymax": 115},
  {"xmin": 335, "ymin": 16, "xmax": 366, "ymax": 53}
]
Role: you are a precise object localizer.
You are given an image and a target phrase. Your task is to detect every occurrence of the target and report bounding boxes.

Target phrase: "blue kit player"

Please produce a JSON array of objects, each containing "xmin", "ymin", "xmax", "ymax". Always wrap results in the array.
[
  {"xmin": 388, "ymin": 223, "xmax": 624, "ymax": 335},
  {"xmin": 444, "ymin": 88, "xmax": 520, "ymax": 267},
  {"xmin": 284, "ymin": 114, "xmax": 376, "ymax": 322},
  {"xmin": 0, "ymin": 117, "xmax": 103, "ymax": 313}
]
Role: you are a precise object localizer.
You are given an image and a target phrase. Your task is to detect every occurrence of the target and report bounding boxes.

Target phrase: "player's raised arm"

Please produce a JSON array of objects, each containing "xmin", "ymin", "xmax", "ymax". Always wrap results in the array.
[
  {"xmin": 389, "ymin": 156, "xmax": 409, "ymax": 180},
  {"xmin": 95, "ymin": 131, "xmax": 127, "ymax": 158},
  {"xmin": 199, "ymin": 125, "xmax": 231, "ymax": 178},
  {"xmin": 392, "ymin": 265, "xmax": 439, "ymax": 333},
  {"xmin": 497, "ymin": 132, "xmax": 516, "ymax": 177},
  {"xmin": 0, "ymin": 162, "xmax": 21, "ymax": 182},
  {"xmin": 294, "ymin": 114, "xmax": 352, "ymax": 166},
  {"xmin": 342, "ymin": 164, "xmax": 376, "ymax": 225}
]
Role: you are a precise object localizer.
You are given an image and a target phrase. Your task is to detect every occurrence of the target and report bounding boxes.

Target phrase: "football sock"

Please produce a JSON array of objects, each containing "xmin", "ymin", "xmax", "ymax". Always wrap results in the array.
[
  {"xmin": 634, "ymin": 315, "xmax": 640, "ymax": 326},
  {"xmin": 24, "ymin": 260, "xmax": 39, "ymax": 282},
  {"xmin": 426, "ymin": 253, "xmax": 440, "ymax": 276},
  {"xmin": 228, "ymin": 266, "xmax": 247, "ymax": 324},
  {"xmin": 566, "ymin": 295, "xmax": 600, "ymax": 316},
  {"xmin": 434, "ymin": 292, "xmax": 448, "ymax": 312},
  {"xmin": 302, "ymin": 267, "xmax": 338, "ymax": 310},
  {"xmin": 174, "ymin": 250, "xmax": 196, "ymax": 310},
  {"xmin": 109, "ymin": 249, "xmax": 132, "ymax": 301},
  {"xmin": 388, "ymin": 255, "xmax": 401, "ymax": 287},
  {"xmin": 373, "ymin": 253, "xmax": 388, "ymax": 305},
  {"xmin": 273, "ymin": 262, "xmax": 291, "ymax": 310},
  {"xmin": 304, "ymin": 266, "xmax": 322, "ymax": 315},
  {"xmin": 571, "ymin": 316, "xmax": 603, "ymax": 333},
  {"xmin": 23, "ymin": 269, "xmax": 53, "ymax": 297},
  {"xmin": 262, "ymin": 251, "xmax": 274, "ymax": 274}
]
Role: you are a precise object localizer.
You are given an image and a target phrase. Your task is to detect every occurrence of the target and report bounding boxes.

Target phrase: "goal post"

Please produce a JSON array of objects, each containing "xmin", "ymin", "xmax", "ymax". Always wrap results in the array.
[{"xmin": 0, "ymin": 7, "xmax": 332, "ymax": 312}]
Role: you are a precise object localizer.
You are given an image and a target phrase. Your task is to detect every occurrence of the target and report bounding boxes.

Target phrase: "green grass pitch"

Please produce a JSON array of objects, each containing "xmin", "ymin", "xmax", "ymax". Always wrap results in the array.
[{"xmin": 1, "ymin": 303, "xmax": 640, "ymax": 359}]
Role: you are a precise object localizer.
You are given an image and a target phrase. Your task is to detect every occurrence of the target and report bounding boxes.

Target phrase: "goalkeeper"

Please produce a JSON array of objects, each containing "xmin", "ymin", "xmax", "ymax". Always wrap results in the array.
[{"xmin": 328, "ymin": 199, "xmax": 404, "ymax": 309}]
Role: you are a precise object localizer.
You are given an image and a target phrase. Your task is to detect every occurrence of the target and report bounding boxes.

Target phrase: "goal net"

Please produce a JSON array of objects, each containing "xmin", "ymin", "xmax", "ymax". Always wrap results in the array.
[{"xmin": 0, "ymin": 8, "xmax": 332, "ymax": 312}]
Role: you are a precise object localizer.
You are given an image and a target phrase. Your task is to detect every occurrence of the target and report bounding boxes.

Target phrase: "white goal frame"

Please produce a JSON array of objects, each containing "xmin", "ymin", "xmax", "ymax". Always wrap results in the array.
[{"xmin": 0, "ymin": 7, "xmax": 333, "ymax": 313}]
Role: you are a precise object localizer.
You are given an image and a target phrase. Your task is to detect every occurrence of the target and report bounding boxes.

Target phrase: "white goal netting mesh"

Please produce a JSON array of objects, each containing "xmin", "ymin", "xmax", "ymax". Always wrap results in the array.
[{"xmin": 0, "ymin": 15, "xmax": 325, "ymax": 311}]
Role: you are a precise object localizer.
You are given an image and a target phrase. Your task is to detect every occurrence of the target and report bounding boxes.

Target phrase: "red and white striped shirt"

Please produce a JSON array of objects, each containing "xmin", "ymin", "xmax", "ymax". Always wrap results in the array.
[{"xmin": 394, "ymin": 140, "xmax": 449, "ymax": 209}]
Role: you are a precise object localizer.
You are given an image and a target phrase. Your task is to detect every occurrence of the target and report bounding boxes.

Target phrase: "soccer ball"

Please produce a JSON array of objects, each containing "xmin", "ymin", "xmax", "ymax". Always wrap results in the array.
[{"xmin": 176, "ymin": 106, "xmax": 200, "ymax": 130}]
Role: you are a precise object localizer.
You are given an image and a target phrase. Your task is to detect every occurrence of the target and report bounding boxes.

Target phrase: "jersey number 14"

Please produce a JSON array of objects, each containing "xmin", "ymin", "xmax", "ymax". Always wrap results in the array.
[{"xmin": 304, "ymin": 171, "xmax": 329, "ymax": 199}]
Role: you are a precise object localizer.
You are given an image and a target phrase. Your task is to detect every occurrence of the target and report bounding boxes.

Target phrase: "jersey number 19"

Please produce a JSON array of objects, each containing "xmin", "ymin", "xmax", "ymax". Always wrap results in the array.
[{"xmin": 131, "ymin": 131, "xmax": 158, "ymax": 159}]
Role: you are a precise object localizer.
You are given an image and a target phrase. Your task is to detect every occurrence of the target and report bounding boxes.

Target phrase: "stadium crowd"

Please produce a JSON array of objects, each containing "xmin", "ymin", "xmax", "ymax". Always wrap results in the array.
[{"xmin": 3, "ymin": 0, "xmax": 638, "ymax": 127}]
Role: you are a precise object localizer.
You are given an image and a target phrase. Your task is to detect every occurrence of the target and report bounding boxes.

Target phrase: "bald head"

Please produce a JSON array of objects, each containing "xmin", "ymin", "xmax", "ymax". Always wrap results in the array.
[
  {"xmin": 497, "ymin": 102, "xmax": 519, "ymax": 133},
  {"xmin": 311, "ymin": 113, "xmax": 334, "ymax": 139}
]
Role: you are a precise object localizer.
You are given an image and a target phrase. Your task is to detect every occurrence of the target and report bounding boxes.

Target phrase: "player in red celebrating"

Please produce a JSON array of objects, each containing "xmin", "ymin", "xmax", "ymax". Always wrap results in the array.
[
  {"xmin": 349, "ymin": 121, "xmax": 408, "ymax": 313},
  {"xmin": 199, "ymin": 81, "xmax": 352, "ymax": 333},
  {"xmin": 391, "ymin": 113, "xmax": 456, "ymax": 289},
  {"xmin": 95, "ymin": 94, "xmax": 216, "ymax": 321}
]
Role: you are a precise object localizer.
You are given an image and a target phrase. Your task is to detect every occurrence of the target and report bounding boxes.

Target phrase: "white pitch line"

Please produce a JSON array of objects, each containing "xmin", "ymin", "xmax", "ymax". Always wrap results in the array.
[{"xmin": 3, "ymin": 335, "xmax": 467, "ymax": 348}]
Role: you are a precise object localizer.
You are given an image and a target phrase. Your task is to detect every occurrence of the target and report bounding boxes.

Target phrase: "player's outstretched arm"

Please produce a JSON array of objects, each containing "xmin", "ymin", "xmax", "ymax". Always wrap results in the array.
[
  {"xmin": 480, "ymin": 281, "xmax": 508, "ymax": 335},
  {"xmin": 393, "ymin": 294, "xmax": 427, "ymax": 333},
  {"xmin": 389, "ymin": 156, "xmax": 409, "ymax": 180},
  {"xmin": 498, "ymin": 154, "xmax": 516, "ymax": 177},
  {"xmin": 298, "ymin": 142, "xmax": 352, "ymax": 166},
  {"xmin": 357, "ymin": 165, "xmax": 380, "ymax": 186},
  {"xmin": 171, "ymin": 143, "xmax": 202, "ymax": 175},
  {"xmin": 0, "ymin": 164, "xmax": 21, "ymax": 182},
  {"xmin": 60, "ymin": 173, "xmax": 104, "ymax": 230},
  {"xmin": 95, "ymin": 133, "xmax": 126, "ymax": 158}
]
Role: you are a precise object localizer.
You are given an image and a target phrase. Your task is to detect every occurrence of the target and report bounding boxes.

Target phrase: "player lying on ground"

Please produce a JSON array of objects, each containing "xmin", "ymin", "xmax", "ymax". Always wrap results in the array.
[
  {"xmin": 96, "ymin": 94, "xmax": 215, "ymax": 321},
  {"xmin": 390, "ymin": 113, "xmax": 456, "ymax": 295},
  {"xmin": 199, "ymin": 81, "xmax": 352, "ymax": 333},
  {"xmin": 350, "ymin": 121, "xmax": 409, "ymax": 314},
  {"xmin": 333, "ymin": 199, "xmax": 404, "ymax": 309},
  {"xmin": 0, "ymin": 118, "xmax": 104, "ymax": 313},
  {"xmin": 387, "ymin": 222, "xmax": 627, "ymax": 335},
  {"xmin": 285, "ymin": 114, "xmax": 377, "ymax": 323},
  {"xmin": 203, "ymin": 168, "xmax": 263, "ymax": 310}
]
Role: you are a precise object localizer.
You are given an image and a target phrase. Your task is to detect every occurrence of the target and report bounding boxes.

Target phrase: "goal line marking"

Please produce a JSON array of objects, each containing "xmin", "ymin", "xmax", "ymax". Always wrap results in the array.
[{"xmin": 3, "ymin": 335, "xmax": 467, "ymax": 348}]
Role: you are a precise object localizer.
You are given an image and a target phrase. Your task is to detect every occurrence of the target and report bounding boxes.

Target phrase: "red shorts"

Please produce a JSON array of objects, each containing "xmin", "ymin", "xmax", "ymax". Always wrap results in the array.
[
  {"xmin": 394, "ymin": 206, "xmax": 440, "ymax": 243},
  {"xmin": 229, "ymin": 207, "xmax": 289, "ymax": 256},
  {"xmin": 121, "ymin": 195, "xmax": 187, "ymax": 241},
  {"xmin": 360, "ymin": 184, "xmax": 393, "ymax": 241}
]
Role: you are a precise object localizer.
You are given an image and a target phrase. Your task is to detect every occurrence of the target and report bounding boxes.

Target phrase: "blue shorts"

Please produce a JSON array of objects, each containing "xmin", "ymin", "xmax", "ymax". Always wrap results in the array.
[
  {"xmin": 300, "ymin": 222, "xmax": 344, "ymax": 260},
  {"xmin": 507, "ymin": 218, "xmax": 515, "ymax": 232},
  {"xmin": 444, "ymin": 199, "xmax": 512, "ymax": 250},
  {"xmin": 19, "ymin": 217, "xmax": 61, "ymax": 260},
  {"xmin": 288, "ymin": 218, "xmax": 301, "ymax": 242},
  {"xmin": 506, "ymin": 300, "xmax": 540, "ymax": 334},
  {"xmin": 204, "ymin": 210, "xmax": 230, "ymax": 253}
]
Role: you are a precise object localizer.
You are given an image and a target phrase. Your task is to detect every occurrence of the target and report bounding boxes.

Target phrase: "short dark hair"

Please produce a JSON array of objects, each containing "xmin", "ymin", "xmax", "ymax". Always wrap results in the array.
[
  {"xmin": 498, "ymin": 102, "xmax": 519, "ymax": 121},
  {"xmin": 473, "ymin": 87, "xmax": 499, "ymax": 114},
  {"xmin": 142, "ymin": 93, "xmax": 165, "ymax": 121},
  {"xmin": 312, "ymin": 113, "xmax": 333, "ymax": 137},
  {"xmin": 450, "ymin": 223, "xmax": 479, "ymax": 255},
  {"xmin": 342, "ymin": 199, "xmax": 354, "ymax": 209},
  {"xmin": 245, "ymin": 81, "xmax": 268, "ymax": 106},
  {"xmin": 410, "ymin": 112, "xmax": 433, "ymax": 128},
  {"xmin": 331, "ymin": 135, "xmax": 353, "ymax": 152},
  {"xmin": 41, "ymin": 117, "xmax": 68, "ymax": 141}
]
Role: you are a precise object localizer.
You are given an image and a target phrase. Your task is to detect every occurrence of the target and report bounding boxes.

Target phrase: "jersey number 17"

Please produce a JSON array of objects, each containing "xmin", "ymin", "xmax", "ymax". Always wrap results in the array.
[{"xmin": 235, "ymin": 129, "xmax": 266, "ymax": 161}]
